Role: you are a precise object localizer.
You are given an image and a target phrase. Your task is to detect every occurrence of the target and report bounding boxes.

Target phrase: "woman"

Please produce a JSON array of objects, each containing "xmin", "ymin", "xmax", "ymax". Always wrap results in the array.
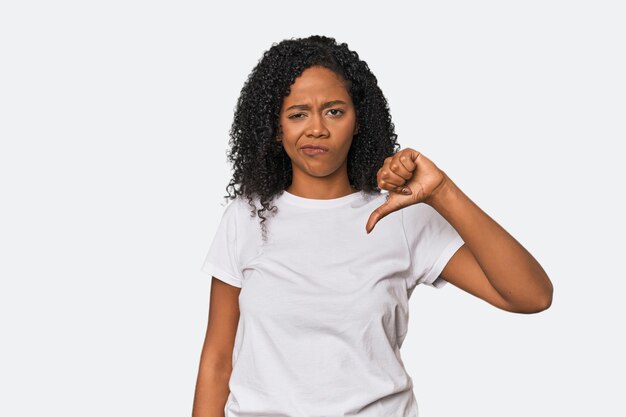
[{"xmin": 193, "ymin": 35, "xmax": 553, "ymax": 417}]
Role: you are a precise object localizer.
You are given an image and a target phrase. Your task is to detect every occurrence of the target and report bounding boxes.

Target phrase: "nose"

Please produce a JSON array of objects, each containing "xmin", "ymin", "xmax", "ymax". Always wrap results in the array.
[{"xmin": 305, "ymin": 112, "xmax": 330, "ymax": 138}]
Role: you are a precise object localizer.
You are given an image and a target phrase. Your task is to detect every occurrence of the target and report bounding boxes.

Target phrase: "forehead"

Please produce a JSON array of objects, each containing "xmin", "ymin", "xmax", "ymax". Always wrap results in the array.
[{"xmin": 283, "ymin": 66, "xmax": 350, "ymax": 102}]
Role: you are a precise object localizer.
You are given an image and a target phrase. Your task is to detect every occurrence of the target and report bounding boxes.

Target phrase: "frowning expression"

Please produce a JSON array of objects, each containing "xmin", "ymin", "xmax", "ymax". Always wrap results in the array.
[{"xmin": 278, "ymin": 65, "xmax": 359, "ymax": 179}]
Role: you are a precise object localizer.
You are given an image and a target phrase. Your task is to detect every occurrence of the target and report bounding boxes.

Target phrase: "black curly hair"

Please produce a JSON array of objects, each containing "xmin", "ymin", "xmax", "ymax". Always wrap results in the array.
[{"xmin": 222, "ymin": 35, "xmax": 401, "ymax": 241}]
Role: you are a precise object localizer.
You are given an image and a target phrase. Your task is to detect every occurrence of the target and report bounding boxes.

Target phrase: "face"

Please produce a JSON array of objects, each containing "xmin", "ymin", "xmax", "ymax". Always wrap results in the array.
[{"xmin": 277, "ymin": 65, "xmax": 359, "ymax": 183}]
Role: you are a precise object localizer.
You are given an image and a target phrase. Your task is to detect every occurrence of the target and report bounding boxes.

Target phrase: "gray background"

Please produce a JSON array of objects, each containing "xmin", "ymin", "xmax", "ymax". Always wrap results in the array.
[{"xmin": 1, "ymin": 0, "xmax": 624, "ymax": 416}]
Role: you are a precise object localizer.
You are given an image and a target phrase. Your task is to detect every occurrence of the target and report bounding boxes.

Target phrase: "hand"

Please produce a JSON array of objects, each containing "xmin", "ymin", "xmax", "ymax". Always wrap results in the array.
[{"xmin": 366, "ymin": 148, "xmax": 449, "ymax": 234}]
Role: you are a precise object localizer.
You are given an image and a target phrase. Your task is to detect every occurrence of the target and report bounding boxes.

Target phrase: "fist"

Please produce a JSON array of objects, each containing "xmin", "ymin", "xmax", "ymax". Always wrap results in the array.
[{"xmin": 365, "ymin": 148, "xmax": 448, "ymax": 234}]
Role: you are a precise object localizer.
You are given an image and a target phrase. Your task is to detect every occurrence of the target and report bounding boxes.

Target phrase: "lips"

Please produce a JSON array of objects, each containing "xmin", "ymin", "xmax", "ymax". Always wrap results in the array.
[{"xmin": 301, "ymin": 144, "xmax": 329, "ymax": 151}]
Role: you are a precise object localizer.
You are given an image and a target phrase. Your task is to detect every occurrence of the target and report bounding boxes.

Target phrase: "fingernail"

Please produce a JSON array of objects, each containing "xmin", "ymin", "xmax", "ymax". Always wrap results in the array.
[{"xmin": 402, "ymin": 188, "xmax": 412, "ymax": 195}]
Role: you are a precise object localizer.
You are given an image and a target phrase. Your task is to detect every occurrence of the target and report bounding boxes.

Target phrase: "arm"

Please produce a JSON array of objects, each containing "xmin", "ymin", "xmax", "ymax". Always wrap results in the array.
[
  {"xmin": 192, "ymin": 278, "xmax": 241, "ymax": 417},
  {"xmin": 427, "ymin": 172, "xmax": 554, "ymax": 314}
]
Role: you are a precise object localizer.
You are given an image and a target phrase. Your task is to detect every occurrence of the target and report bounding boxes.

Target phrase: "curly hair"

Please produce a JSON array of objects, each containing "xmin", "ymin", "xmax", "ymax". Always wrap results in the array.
[{"xmin": 221, "ymin": 35, "xmax": 401, "ymax": 241}]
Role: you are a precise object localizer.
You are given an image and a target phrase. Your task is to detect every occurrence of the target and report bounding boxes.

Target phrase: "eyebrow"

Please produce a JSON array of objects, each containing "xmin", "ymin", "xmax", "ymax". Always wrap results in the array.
[{"xmin": 285, "ymin": 100, "xmax": 348, "ymax": 112}]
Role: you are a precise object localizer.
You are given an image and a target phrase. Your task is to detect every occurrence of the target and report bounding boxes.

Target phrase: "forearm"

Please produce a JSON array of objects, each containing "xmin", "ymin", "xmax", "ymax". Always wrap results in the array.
[
  {"xmin": 192, "ymin": 361, "xmax": 232, "ymax": 417},
  {"xmin": 426, "ymin": 172, "xmax": 553, "ymax": 310}
]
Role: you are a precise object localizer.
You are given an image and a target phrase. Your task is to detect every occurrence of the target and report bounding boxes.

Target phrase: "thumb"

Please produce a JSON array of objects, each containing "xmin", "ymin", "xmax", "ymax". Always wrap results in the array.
[{"xmin": 365, "ymin": 198, "xmax": 394, "ymax": 234}]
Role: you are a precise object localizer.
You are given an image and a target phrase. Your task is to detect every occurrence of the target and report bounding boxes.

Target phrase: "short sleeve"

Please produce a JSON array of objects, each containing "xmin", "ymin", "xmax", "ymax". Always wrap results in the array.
[
  {"xmin": 200, "ymin": 198, "xmax": 243, "ymax": 288},
  {"xmin": 401, "ymin": 202, "xmax": 465, "ymax": 291}
]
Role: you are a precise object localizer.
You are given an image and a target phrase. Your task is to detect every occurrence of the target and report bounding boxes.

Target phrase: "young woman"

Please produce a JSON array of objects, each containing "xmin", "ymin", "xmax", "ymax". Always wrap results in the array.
[{"xmin": 192, "ymin": 35, "xmax": 553, "ymax": 417}]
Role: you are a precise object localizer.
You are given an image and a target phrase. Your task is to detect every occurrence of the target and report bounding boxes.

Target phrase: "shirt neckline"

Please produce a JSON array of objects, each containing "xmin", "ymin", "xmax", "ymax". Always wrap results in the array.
[{"xmin": 279, "ymin": 189, "xmax": 363, "ymax": 209}]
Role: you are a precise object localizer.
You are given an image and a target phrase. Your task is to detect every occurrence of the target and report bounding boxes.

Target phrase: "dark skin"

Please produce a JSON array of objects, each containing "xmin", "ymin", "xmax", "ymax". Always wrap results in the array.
[
  {"xmin": 193, "ymin": 64, "xmax": 553, "ymax": 416},
  {"xmin": 279, "ymin": 64, "xmax": 553, "ymax": 312},
  {"xmin": 192, "ymin": 278, "xmax": 239, "ymax": 417},
  {"xmin": 367, "ymin": 150, "xmax": 553, "ymax": 313},
  {"xmin": 277, "ymin": 65, "xmax": 360, "ymax": 199}
]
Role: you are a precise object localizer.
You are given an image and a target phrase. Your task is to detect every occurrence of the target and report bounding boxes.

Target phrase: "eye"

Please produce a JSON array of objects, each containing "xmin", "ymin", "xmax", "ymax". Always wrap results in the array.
[
  {"xmin": 327, "ymin": 108, "xmax": 345, "ymax": 117},
  {"xmin": 287, "ymin": 109, "xmax": 345, "ymax": 119}
]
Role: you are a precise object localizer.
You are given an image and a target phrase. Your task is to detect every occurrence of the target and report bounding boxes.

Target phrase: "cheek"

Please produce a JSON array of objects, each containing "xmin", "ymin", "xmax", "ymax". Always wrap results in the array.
[
  {"xmin": 280, "ymin": 121, "xmax": 301, "ymax": 140},
  {"xmin": 342, "ymin": 122, "xmax": 356, "ymax": 137},
  {"xmin": 339, "ymin": 119, "xmax": 357, "ymax": 142},
  {"xmin": 339, "ymin": 114, "xmax": 357, "ymax": 132}
]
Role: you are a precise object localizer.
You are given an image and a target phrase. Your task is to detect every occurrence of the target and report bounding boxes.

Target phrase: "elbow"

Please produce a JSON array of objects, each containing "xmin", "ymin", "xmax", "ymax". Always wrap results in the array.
[
  {"xmin": 538, "ymin": 277, "xmax": 554, "ymax": 311},
  {"xmin": 525, "ymin": 281, "xmax": 554, "ymax": 314},
  {"xmin": 507, "ymin": 279, "xmax": 553, "ymax": 314},
  {"xmin": 540, "ymin": 288, "xmax": 554, "ymax": 311},
  {"xmin": 511, "ymin": 298, "xmax": 551, "ymax": 314},
  {"xmin": 532, "ymin": 294, "xmax": 552, "ymax": 313}
]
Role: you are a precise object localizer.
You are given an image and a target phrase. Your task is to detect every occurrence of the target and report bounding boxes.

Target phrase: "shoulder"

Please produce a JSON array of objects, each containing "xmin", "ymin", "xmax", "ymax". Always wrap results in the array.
[
  {"xmin": 222, "ymin": 194, "xmax": 267, "ymax": 229},
  {"xmin": 222, "ymin": 194, "xmax": 260, "ymax": 213},
  {"xmin": 219, "ymin": 196, "xmax": 240, "ymax": 217},
  {"xmin": 401, "ymin": 201, "xmax": 441, "ymax": 223}
]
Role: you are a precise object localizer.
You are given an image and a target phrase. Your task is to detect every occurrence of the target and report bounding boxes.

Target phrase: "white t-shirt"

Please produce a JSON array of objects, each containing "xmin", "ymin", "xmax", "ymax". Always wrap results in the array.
[{"xmin": 201, "ymin": 189, "xmax": 464, "ymax": 417}]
